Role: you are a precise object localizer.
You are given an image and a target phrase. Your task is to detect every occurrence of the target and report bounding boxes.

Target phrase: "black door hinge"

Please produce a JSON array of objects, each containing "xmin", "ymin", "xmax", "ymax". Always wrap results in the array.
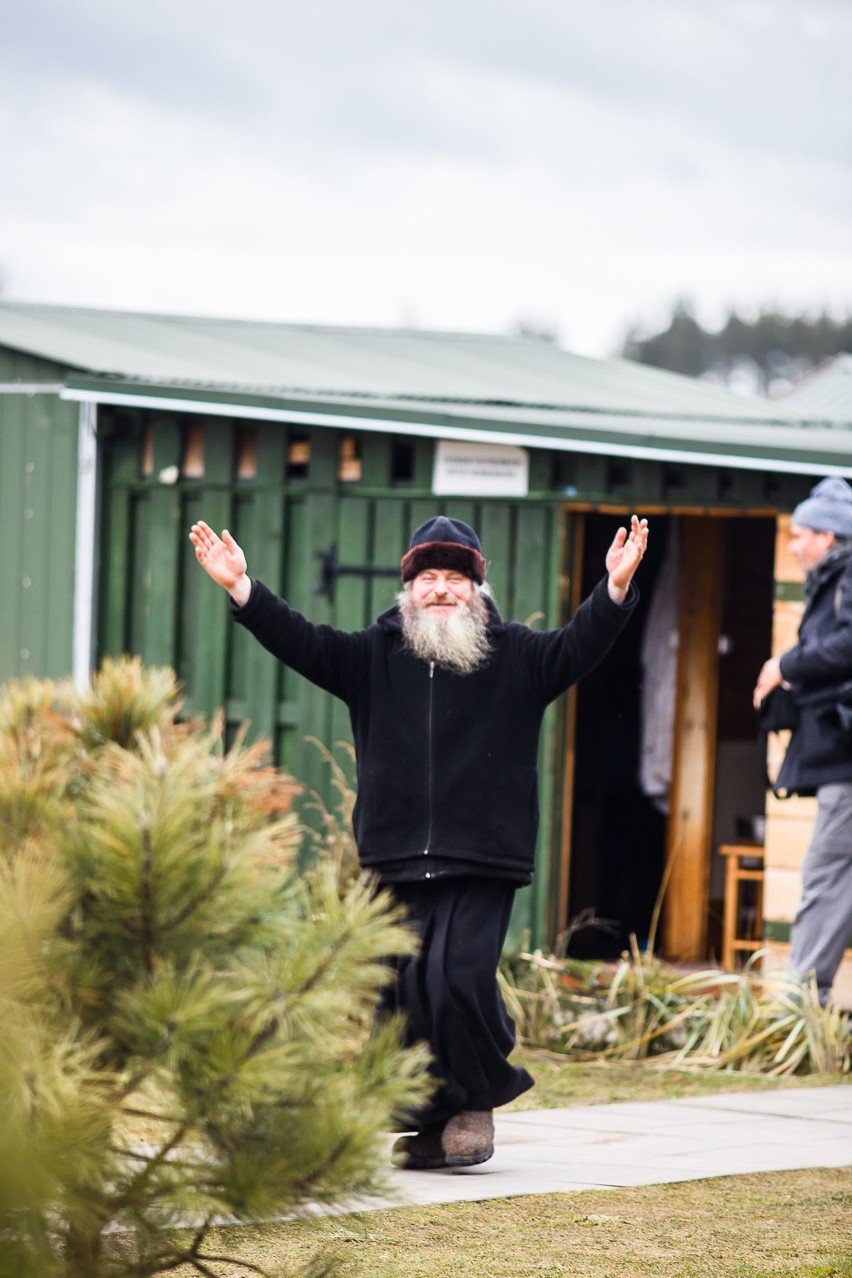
[{"xmin": 315, "ymin": 545, "xmax": 400, "ymax": 601}]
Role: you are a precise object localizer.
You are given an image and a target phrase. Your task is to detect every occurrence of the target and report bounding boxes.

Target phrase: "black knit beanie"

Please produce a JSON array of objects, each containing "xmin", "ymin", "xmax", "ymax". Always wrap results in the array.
[{"xmin": 400, "ymin": 516, "xmax": 486, "ymax": 585}]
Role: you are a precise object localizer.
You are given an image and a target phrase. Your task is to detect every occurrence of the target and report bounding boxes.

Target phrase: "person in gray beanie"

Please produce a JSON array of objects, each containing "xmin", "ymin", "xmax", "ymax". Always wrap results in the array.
[
  {"xmin": 190, "ymin": 510, "xmax": 647, "ymax": 1168},
  {"xmin": 753, "ymin": 476, "xmax": 852, "ymax": 1005},
  {"xmin": 788, "ymin": 476, "xmax": 852, "ymax": 539}
]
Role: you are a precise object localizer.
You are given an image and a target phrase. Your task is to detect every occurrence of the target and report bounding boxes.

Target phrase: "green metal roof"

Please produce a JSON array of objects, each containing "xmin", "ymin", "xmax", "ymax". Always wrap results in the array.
[
  {"xmin": 1, "ymin": 300, "xmax": 850, "ymax": 476},
  {"xmin": 779, "ymin": 355, "xmax": 852, "ymax": 423}
]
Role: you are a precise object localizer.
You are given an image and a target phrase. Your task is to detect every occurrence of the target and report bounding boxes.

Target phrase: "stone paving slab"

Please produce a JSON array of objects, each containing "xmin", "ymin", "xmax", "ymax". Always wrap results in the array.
[{"xmin": 332, "ymin": 1085, "xmax": 852, "ymax": 1215}]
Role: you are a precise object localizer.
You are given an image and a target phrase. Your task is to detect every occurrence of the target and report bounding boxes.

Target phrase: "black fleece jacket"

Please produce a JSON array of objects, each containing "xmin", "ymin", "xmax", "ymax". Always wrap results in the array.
[
  {"xmin": 775, "ymin": 549, "xmax": 852, "ymax": 796},
  {"xmin": 232, "ymin": 577, "xmax": 638, "ymax": 879}
]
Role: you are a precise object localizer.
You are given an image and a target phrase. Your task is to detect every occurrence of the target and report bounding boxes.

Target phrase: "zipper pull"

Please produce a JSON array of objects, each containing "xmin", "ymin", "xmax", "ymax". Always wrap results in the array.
[{"xmin": 429, "ymin": 661, "xmax": 435, "ymax": 678}]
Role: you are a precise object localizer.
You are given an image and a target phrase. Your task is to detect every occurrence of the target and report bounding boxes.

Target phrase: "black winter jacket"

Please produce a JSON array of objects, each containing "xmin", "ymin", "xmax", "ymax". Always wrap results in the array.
[
  {"xmin": 776, "ymin": 550, "xmax": 852, "ymax": 796},
  {"xmin": 232, "ymin": 577, "xmax": 637, "ymax": 878}
]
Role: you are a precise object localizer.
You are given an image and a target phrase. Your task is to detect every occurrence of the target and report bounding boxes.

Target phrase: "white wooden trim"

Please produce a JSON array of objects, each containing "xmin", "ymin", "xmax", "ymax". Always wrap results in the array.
[
  {"xmin": 73, "ymin": 401, "xmax": 98, "ymax": 689},
  {"xmin": 0, "ymin": 383, "xmax": 64, "ymax": 393}
]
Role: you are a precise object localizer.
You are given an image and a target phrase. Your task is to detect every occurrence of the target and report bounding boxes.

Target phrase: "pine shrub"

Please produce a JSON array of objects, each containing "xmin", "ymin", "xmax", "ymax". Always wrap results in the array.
[{"xmin": 0, "ymin": 658, "xmax": 430, "ymax": 1277}]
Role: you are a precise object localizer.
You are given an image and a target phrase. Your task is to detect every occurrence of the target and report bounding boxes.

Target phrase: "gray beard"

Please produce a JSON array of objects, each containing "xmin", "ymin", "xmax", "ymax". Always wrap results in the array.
[{"xmin": 398, "ymin": 588, "xmax": 492, "ymax": 676}]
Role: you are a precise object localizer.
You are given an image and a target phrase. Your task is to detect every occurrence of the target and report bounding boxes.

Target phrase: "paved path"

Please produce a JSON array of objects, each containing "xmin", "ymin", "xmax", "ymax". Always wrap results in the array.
[{"xmin": 337, "ymin": 1085, "xmax": 852, "ymax": 1215}]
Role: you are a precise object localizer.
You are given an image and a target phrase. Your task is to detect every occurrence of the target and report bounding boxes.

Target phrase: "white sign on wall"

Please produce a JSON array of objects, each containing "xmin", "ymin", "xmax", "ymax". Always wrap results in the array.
[{"xmin": 432, "ymin": 439, "xmax": 529, "ymax": 497}]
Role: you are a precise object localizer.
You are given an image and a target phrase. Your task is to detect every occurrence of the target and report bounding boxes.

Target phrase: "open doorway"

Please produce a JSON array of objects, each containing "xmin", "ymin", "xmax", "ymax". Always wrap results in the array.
[
  {"xmin": 564, "ymin": 513, "xmax": 670, "ymax": 959},
  {"xmin": 562, "ymin": 511, "xmax": 775, "ymax": 963},
  {"xmin": 707, "ymin": 517, "xmax": 776, "ymax": 959}
]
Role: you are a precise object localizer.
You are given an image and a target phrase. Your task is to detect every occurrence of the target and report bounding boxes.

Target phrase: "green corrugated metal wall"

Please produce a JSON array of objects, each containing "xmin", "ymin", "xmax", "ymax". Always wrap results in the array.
[
  {"xmin": 0, "ymin": 350, "xmax": 79, "ymax": 682},
  {"xmin": 96, "ymin": 410, "xmax": 569, "ymax": 945}
]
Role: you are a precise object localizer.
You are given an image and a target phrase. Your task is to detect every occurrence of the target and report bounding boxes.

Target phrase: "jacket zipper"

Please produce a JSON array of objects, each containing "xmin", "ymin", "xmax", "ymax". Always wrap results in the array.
[{"xmin": 423, "ymin": 661, "xmax": 435, "ymax": 870}]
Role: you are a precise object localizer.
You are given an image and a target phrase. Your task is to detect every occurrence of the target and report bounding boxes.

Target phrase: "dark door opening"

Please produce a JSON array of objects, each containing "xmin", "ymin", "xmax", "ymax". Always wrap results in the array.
[
  {"xmin": 565, "ymin": 513, "xmax": 670, "ymax": 959},
  {"xmin": 563, "ymin": 512, "xmax": 776, "ymax": 963},
  {"xmin": 707, "ymin": 516, "xmax": 776, "ymax": 960}
]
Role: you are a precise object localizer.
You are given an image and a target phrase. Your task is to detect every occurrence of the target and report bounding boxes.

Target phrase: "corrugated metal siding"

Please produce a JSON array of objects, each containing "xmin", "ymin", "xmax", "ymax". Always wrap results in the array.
[{"xmin": 0, "ymin": 385, "xmax": 78, "ymax": 681}]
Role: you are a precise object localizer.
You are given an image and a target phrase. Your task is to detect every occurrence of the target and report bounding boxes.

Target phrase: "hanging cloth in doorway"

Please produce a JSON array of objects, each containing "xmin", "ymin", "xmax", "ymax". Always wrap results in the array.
[{"xmin": 639, "ymin": 519, "xmax": 680, "ymax": 814}]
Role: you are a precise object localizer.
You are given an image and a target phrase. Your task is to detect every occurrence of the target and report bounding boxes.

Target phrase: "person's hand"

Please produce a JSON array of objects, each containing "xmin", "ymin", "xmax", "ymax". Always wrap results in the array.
[
  {"xmin": 753, "ymin": 657, "xmax": 786, "ymax": 710},
  {"xmin": 606, "ymin": 515, "xmax": 649, "ymax": 603},
  {"xmin": 189, "ymin": 521, "xmax": 251, "ymax": 605}
]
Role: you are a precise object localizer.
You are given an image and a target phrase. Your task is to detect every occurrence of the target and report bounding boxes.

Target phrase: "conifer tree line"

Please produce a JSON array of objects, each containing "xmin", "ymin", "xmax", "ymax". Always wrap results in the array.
[
  {"xmin": 621, "ymin": 301, "xmax": 852, "ymax": 394},
  {"xmin": 0, "ymin": 658, "xmax": 431, "ymax": 1278}
]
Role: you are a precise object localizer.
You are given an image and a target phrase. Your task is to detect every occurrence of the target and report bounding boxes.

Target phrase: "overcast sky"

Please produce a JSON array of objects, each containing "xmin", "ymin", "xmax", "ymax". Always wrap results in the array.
[{"xmin": 2, "ymin": 0, "xmax": 850, "ymax": 357}]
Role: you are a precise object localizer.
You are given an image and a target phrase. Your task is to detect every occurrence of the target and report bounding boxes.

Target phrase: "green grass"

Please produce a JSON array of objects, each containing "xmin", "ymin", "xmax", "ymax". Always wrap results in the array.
[
  {"xmin": 159, "ymin": 1168, "xmax": 851, "ymax": 1278},
  {"xmin": 115, "ymin": 1050, "xmax": 849, "ymax": 1278},
  {"xmin": 505, "ymin": 1045, "xmax": 849, "ymax": 1111}
]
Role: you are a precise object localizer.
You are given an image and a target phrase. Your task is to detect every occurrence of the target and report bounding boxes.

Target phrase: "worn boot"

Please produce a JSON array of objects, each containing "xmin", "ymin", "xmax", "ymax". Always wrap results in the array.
[
  {"xmin": 441, "ymin": 1110, "xmax": 494, "ymax": 1166},
  {"xmin": 392, "ymin": 1110, "xmax": 495, "ymax": 1170},
  {"xmin": 391, "ymin": 1123, "xmax": 448, "ymax": 1170}
]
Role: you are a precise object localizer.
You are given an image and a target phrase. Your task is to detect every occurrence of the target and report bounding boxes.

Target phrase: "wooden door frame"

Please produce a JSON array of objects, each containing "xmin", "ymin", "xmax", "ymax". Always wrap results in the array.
[
  {"xmin": 556, "ymin": 504, "xmax": 775, "ymax": 961},
  {"xmin": 554, "ymin": 517, "xmax": 585, "ymax": 939},
  {"xmin": 661, "ymin": 516, "xmax": 724, "ymax": 960}
]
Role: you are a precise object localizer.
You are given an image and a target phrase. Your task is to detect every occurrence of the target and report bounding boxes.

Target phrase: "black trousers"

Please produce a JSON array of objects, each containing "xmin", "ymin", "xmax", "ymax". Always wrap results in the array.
[{"xmin": 378, "ymin": 874, "xmax": 534, "ymax": 1130}]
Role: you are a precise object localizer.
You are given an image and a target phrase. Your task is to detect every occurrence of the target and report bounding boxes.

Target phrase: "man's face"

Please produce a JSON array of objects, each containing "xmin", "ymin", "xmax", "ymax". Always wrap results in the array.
[
  {"xmin": 789, "ymin": 524, "xmax": 836, "ymax": 572},
  {"xmin": 409, "ymin": 567, "xmax": 474, "ymax": 615}
]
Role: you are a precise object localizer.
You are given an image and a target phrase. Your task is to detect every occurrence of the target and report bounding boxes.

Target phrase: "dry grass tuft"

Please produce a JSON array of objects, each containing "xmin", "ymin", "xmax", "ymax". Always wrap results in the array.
[{"xmin": 500, "ymin": 940, "xmax": 850, "ymax": 1076}]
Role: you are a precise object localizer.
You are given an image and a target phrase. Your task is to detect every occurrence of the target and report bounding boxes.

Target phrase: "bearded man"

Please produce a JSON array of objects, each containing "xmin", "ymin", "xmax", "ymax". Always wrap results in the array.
[{"xmin": 190, "ymin": 513, "xmax": 647, "ymax": 1169}]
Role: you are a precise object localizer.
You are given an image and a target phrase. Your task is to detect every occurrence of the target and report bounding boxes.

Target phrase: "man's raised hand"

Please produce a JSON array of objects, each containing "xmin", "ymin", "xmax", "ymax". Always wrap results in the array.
[
  {"xmin": 189, "ymin": 521, "xmax": 252, "ymax": 605},
  {"xmin": 606, "ymin": 514, "xmax": 649, "ymax": 603}
]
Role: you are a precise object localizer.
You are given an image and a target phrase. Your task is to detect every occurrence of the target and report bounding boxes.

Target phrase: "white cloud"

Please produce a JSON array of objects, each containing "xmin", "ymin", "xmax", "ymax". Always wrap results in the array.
[{"xmin": 1, "ymin": 0, "xmax": 850, "ymax": 357}]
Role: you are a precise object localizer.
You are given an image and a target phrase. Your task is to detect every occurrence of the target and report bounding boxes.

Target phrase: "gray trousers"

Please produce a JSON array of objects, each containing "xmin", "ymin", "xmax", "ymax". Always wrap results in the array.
[{"xmin": 789, "ymin": 781, "xmax": 852, "ymax": 1004}]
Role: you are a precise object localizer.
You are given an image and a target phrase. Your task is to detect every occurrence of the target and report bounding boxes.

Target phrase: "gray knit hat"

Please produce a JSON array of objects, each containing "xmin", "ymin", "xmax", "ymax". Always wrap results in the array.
[{"xmin": 791, "ymin": 477, "xmax": 852, "ymax": 537}]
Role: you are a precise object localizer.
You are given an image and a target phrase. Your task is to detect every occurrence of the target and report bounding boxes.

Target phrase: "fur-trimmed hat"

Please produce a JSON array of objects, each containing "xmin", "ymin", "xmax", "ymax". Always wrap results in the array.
[
  {"xmin": 400, "ymin": 516, "xmax": 486, "ymax": 585},
  {"xmin": 791, "ymin": 477, "xmax": 852, "ymax": 537}
]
